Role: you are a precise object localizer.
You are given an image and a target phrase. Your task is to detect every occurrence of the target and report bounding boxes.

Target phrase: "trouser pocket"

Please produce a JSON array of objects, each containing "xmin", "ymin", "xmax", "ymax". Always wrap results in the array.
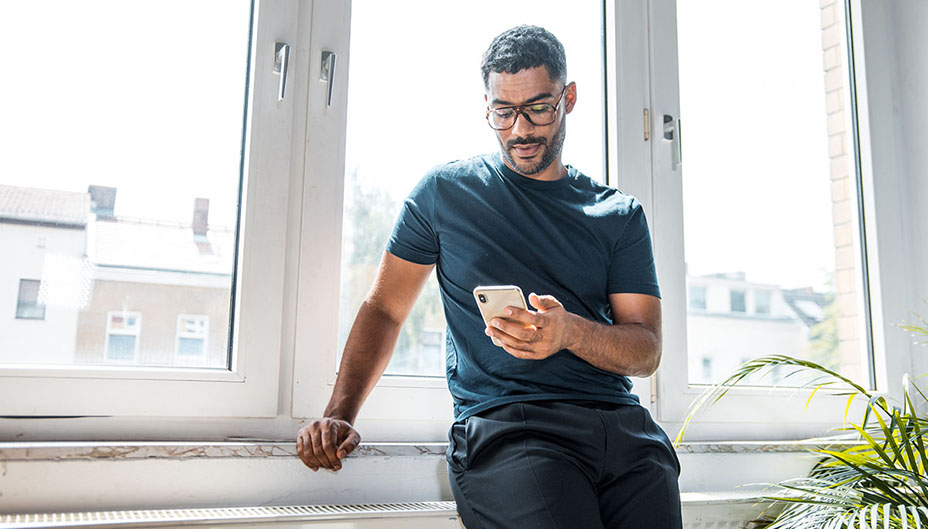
[{"xmin": 447, "ymin": 422, "xmax": 468, "ymax": 471}]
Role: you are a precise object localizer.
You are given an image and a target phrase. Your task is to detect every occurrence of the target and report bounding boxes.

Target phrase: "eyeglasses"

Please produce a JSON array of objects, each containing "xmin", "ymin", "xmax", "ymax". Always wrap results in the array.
[{"xmin": 485, "ymin": 85, "xmax": 569, "ymax": 130}]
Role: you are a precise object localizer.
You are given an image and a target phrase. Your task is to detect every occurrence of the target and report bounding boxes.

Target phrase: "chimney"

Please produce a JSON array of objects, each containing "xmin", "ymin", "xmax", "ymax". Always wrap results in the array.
[
  {"xmin": 88, "ymin": 185, "xmax": 117, "ymax": 220},
  {"xmin": 193, "ymin": 198, "xmax": 209, "ymax": 237}
]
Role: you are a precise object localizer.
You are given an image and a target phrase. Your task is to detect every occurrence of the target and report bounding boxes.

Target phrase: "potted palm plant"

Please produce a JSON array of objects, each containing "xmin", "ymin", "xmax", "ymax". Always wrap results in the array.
[{"xmin": 677, "ymin": 315, "xmax": 928, "ymax": 528}]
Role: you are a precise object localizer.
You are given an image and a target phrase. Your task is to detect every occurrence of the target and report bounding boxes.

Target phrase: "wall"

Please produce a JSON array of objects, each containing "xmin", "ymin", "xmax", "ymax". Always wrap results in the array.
[{"xmin": 0, "ymin": 223, "xmax": 85, "ymax": 364}]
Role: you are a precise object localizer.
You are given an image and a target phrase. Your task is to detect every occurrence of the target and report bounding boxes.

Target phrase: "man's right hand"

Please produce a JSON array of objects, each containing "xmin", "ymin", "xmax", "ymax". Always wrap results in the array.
[{"xmin": 296, "ymin": 418, "xmax": 361, "ymax": 472}]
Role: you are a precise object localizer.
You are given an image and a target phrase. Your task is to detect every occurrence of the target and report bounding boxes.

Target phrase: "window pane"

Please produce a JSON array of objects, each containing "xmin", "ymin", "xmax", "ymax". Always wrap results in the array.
[
  {"xmin": 106, "ymin": 335, "xmax": 138, "ymax": 363},
  {"xmin": 16, "ymin": 279, "xmax": 46, "ymax": 320},
  {"xmin": 678, "ymin": 0, "xmax": 869, "ymax": 386},
  {"xmin": 0, "ymin": 1, "xmax": 252, "ymax": 368},
  {"xmin": 339, "ymin": 0, "xmax": 606, "ymax": 376}
]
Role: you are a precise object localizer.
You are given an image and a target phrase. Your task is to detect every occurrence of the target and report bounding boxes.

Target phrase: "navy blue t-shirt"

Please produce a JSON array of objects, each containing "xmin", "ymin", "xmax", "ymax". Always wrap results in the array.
[{"xmin": 386, "ymin": 153, "xmax": 661, "ymax": 421}]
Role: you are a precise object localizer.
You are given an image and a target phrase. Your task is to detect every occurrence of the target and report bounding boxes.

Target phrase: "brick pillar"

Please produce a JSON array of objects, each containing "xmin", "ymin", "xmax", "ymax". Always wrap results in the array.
[{"xmin": 821, "ymin": 0, "xmax": 862, "ymax": 382}]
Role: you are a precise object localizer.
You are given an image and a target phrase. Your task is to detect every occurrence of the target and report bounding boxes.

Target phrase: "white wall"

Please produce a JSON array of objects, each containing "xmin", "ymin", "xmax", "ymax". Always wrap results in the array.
[{"xmin": 0, "ymin": 223, "xmax": 85, "ymax": 363}]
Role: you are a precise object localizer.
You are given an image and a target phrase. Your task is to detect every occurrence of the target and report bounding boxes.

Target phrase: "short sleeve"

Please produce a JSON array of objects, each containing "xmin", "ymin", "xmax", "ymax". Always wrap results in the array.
[
  {"xmin": 606, "ymin": 201, "xmax": 661, "ymax": 298},
  {"xmin": 385, "ymin": 174, "xmax": 440, "ymax": 265}
]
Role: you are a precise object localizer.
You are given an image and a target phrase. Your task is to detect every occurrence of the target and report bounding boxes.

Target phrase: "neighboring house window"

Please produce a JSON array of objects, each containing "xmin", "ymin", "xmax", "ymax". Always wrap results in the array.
[
  {"xmin": 688, "ymin": 285, "xmax": 707, "ymax": 310},
  {"xmin": 15, "ymin": 279, "xmax": 45, "ymax": 320},
  {"xmin": 730, "ymin": 289, "xmax": 746, "ymax": 313},
  {"xmin": 105, "ymin": 311, "xmax": 141, "ymax": 363},
  {"xmin": 176, "ymin": 315, "xmax": 209, "ymax": 359},
  {"xmin": 701, "ymin": 357, "xmax": 712, "ymax": 382},
  {"xmin": 755, "ymin": 290, "xmax": 771, "ymax": 315}
]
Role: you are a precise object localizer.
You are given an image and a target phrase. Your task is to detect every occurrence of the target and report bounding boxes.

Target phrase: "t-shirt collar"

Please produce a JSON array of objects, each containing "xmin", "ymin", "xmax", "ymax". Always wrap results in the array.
[{"xmin": 490, "ymin": 152, "xmax": 574, "ymax": 190}]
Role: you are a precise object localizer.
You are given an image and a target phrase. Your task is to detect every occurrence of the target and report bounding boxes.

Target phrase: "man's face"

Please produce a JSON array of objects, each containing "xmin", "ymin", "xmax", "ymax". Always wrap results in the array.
[{"xmin": 485, "ymin": 66, "xmax": 576, "ymax": 178}]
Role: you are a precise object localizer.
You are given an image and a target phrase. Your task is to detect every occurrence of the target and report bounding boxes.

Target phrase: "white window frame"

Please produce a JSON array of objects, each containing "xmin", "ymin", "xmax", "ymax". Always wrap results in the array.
[
  {"xmin": 646, "ymin": 0, "xmax": 912, "ymax": 440},
  {"xmin": 103, "ymin": 311, "xmax": 142, "ymax": 363},
  {"xmin": 289, "ymin": 0, "xmax": 454, "ymax": 441},
  {"xmin": 291, "ymin": 1, "xmax": 648, "ymax": 441},
  {"xmin": 3, "ymin": 0, "xmax": 913, "ymax": 444},
  {"xmin": 0, "ymin": 0, "xmax": 298, "ymax": 419}
]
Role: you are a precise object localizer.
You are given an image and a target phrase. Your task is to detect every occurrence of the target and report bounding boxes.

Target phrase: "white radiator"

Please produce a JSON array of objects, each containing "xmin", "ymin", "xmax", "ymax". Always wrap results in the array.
[{"xmin": 0, "ymin": 502, "xmax": 463, "ymax": 529}]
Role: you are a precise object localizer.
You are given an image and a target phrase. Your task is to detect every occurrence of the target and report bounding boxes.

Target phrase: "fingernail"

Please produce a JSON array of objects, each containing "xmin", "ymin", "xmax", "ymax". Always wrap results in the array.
[
  {"xmin": 506, "ymin": 308, "xmax": 513, "ymax": 315},
  {"xmin": 492, "ymin": 319, "xmax": 501, "ymax": 328},
  {"xmin": 338, "ymin": 451, "xmax": 346, "ymax": 458},
  {"xmin": 311, "ymin": 467, "xmax": 318, "ymax": 472},
  {"xmin": 484, "ymin": 328, "xmax": 491, "ymax": 335},
  {"xmin": 336, "ymin": 465, "xmax": 341, "ymax": 471}
]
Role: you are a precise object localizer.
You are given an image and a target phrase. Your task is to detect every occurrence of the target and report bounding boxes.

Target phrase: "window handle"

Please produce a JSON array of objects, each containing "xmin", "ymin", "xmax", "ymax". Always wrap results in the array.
[
  {"xmin": 663, "ymin": 114, "xmax": 682, "ymax": 170},
  {"xmin": 320, "ymin": 51, "xmax": 337, "ymax": 107},
  {"xmin": 274, "ymin": 42, "xmax": 290, "ymax": 101}
]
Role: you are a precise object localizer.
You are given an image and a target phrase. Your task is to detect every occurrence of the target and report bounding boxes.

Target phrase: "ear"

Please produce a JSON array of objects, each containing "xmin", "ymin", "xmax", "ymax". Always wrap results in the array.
[{"xmin": 564, "ymin": 82, "xmax": 577, "ymax": 114}]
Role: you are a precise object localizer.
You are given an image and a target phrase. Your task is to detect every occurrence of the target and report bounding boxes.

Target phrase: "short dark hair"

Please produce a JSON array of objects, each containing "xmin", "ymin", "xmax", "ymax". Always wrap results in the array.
[{"xmin": 480, "ymin": 25, "xmax": 567, "ymax": 90}]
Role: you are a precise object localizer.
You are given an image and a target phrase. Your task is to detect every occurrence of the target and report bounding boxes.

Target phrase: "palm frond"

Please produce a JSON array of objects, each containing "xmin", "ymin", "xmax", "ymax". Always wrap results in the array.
[{"xmin": 675, "ymin": 355, "xmax": 876, "ymax": 446}]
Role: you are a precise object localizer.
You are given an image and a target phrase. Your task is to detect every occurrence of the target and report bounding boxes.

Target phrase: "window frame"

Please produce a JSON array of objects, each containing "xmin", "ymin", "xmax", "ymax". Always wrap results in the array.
[
  {"xmin": 290, "ymin": 0, "xmax": 643, "ymax": 439},
  {"xmin": 647, "ymin": 0, "xmax": 911, "ymax": 440},
  {"xmin": 2, "ymin": 0, "xmax": 914, "ymax": 444},
  {"xmin": 0, "ymin": 0, "xmax": 298, "ymax": 419}
]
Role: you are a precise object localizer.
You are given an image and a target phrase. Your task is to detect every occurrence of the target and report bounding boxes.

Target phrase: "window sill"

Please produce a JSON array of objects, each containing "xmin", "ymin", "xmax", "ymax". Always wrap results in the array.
[{"xmin": 0, "ymin": 440, "xmax": 849, "ymax": 518}]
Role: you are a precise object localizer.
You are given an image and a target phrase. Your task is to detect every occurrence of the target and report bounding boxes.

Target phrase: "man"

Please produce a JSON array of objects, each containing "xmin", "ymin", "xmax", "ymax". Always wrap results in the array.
[{"xmin": 297, "ymin": 25, "xmax": 682, "ymax": 528}]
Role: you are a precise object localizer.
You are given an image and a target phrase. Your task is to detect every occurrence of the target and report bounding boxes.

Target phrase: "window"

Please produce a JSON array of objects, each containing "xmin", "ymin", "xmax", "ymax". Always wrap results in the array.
[
  {"xmin": 104, "ymin": 312, "xmax": 141, "ymax": 363},
  {"xmin": 1, "ymin": 0, "xmax": 910, "ymax": 448},
  {"xmin": 176, "ymin": 315, "xmax": 209, "ymax": 364},
  {"xmin": 648, "ymin": 0, "xmax": 900, "ymax": 437},
  {"xmin": 335, "ymin": 0, "xmax": 607, "ymax": 378},
  {"xmin": 688, "ymin": 285, "xmax": 707, "ymax": 311},
  {"xmin": 755, "ymin": 290, "xmax": 771, "ymax": 315},
  {"xmin": 701, "ymin": 357, "xmax": 712, "ymax": 382},
  {"xmin": 673, "ymin": 0, "xmax": 870, "ymax": 386},
  {"xmin": 0, "ymin": 0, "xmax": 295, "ymax": 418},
  {"xmin": 729, "ymin": 289, "xmax": 746, "ymax": 313},
  {"xmin": 293, "ymin": 0, "xmax": 611, "ymax": 433},
  {"xmin": 15, "ymin": 279, "xmax": 45, "ymax": 320}
]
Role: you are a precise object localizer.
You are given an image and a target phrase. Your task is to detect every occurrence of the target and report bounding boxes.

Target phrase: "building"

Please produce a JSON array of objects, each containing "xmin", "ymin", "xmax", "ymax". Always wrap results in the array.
[
  {"xmin": 0, "ymin": 184, "xmax": 233, "ymax": 368},
  {"xmin": 0, "ymin": 184, "xmax": 89, "ymax": 364},
  {"xmin": 686, "ymin": 272, "xmax": 833, "ymax": 384}
]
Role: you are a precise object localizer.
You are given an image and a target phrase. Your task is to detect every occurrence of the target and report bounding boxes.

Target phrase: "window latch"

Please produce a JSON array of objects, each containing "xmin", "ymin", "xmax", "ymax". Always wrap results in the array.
[
  {"xmin": 663, "ymin": 114, "xmax": 682, "ymax": 170},
  {"xmin": 320, "ymin": 51, "xmax": 338, "ymax": 107},
  {"xmin": 274, "ymin": 42, "xmax": 290, "ymax": 102}
]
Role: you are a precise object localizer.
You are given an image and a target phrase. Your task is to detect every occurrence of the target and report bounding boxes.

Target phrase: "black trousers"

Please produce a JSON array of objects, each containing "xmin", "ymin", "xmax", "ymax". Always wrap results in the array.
[{"xmin": 447, "ymin": 401, "xmax": 682, "ymax": 529}]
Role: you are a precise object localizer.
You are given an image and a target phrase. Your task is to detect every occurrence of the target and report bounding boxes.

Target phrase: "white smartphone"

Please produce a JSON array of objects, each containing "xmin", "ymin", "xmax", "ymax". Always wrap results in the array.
[{"xmin": 473, "ymin": 285, "xmax": 529, "ymax": 347}]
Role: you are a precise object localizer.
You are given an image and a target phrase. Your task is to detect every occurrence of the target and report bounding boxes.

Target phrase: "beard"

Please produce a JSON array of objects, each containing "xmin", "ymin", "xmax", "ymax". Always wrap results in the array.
[{"xmin": 498, "ymin": 116, "xmax": 567, "ymax": 176}]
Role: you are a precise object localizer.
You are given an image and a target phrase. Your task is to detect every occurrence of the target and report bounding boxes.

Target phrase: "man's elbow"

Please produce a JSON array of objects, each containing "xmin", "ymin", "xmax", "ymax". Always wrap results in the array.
[{"xmin": 634, "ymin": 327, "xmax": 662, "ymax": 377}]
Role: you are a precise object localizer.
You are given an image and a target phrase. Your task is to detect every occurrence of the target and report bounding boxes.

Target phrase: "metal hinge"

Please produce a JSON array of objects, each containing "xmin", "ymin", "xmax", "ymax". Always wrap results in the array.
[{"xmin": 643, "ymin": 108, "xmax": 650, "ymax": 141}]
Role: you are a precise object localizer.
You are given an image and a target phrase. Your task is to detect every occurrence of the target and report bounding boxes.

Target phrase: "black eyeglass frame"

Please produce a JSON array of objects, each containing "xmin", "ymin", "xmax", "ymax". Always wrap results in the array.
[{"xmin": 485, "ymin": 83, "xmax": 572, "ymax": 131}]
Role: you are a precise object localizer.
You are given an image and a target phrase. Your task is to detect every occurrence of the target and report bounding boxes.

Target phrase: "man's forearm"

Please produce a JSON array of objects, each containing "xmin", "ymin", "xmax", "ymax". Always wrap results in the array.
[
  {"xmin": 323, "ymin": 299, "xmax": 404, "ymax": 423},
  {"xmin": 564, "ymin": 313, "xmax": 661, "ymax": 377}
]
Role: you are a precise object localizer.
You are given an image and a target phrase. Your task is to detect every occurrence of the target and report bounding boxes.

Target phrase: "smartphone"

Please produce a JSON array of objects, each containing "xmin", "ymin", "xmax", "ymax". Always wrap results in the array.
[{"xmin": 473, "ymin": 285, "xmax": 529, "ymax": 347}]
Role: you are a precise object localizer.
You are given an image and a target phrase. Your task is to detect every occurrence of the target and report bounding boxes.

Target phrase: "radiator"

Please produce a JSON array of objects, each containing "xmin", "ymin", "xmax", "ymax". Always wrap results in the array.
[
  {"xmin": 0, "ymin": 502, "xmax": 463, "ymax": 529},
  {"xmin": 2, "ymin": 501, "xmax": 764, "ymax": 529}
]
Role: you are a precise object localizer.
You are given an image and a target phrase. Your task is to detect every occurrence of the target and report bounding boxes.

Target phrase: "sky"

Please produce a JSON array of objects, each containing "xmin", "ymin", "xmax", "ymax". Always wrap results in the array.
[
  {"xmin": 0, "ymin": 0, "xmax": 846, "ymax": 293},
  {"xmin": 677, "ymin": 0, "xmax": 841, "ymax": 290}
]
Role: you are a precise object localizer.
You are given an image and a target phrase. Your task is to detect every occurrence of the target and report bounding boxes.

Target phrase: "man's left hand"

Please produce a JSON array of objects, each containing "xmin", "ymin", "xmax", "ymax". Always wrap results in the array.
[{"xmin": 485, "ymin": 292, "xmax": 578, "ymax": 360}]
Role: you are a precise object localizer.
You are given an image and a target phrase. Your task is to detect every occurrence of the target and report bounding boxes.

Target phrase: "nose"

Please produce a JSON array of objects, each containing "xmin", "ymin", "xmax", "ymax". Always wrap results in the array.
[{"xmin": 511, "ymin": 110, "xmax": 536, "ymax": 138}]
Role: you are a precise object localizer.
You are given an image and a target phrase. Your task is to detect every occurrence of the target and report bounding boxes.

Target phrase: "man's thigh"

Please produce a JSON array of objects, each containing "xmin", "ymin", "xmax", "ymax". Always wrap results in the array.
[
  {"xmin": 447, "ymin": 402, "xmax": 606, "ymax": 529},
  {"xmin": 597, "ymin": 404, "xmax": 682, "ymax": 528}
]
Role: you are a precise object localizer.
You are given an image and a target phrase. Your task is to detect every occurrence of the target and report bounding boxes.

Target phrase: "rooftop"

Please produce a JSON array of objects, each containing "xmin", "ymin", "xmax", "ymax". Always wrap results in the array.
[{"xmin": 0, "ymin": 184, "xmax": 90, "ymax": 227}]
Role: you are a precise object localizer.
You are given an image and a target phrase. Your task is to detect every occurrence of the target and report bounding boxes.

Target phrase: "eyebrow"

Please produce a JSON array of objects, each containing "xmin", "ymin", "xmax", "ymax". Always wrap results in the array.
[{"xmin": 490, "ymin": 91, "xmax": 554, "ymax": 107}]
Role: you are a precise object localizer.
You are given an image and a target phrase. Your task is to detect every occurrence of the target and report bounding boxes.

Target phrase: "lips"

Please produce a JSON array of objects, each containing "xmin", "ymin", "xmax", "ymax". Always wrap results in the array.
[{"xmin": 512, "ymin": 144, "xmax": 542, "ymax": 157}]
